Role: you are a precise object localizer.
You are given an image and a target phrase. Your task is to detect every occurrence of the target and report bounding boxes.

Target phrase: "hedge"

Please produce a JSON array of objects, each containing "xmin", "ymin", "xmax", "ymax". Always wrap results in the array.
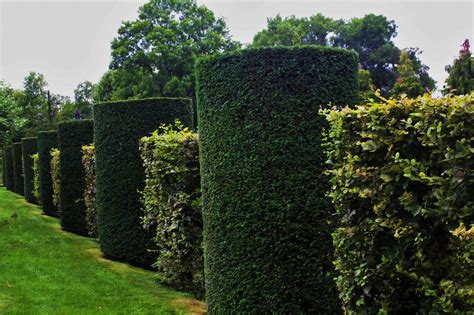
[
  {"xmin": 32, "ymin": 153, "xmax": 40, "ymax": 203},
  {"xmin": 58, "ymin": 120, "xmax": 94, "ymax": 236},
  {"xmin": 37, "ymin": 131, "xmax": 58, "ymax": 216},
  {"xmin": 12, "ymin": 142, "xmax": 24, "ymax": 195},
  {"xmin": 22, "ymin": 137, "xmax": 38, "ymax": 203},
  {"xmin": 81, "ymin": 144, "xmax": 97, "ymax": 237},
  {"xmin": 324, "ymin": 93, "xmax": 474, "ymax": 313},
  {"xmin": 4, "ymin": 146, "xmax": 14, "ymax": 191},
  {"xmin": 93, "ymin": 97, "xmax": 193, "ymax": 267},
  {"xmin": 140, "ymin": 122, "xmax": 203, "ymax": 297},
  {"xmin": 196, "ymin": 46, "xmax": 359, "ymax": 313},
  {"xmin": 50, "ymin": 149, "xmax": 61, "ymax": 210}
]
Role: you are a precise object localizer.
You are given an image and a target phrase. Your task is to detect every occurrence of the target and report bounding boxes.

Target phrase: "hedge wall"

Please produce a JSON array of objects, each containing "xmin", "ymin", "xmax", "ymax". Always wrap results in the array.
[
  {"xmin": 32, "ymin": 153, "xmax": 40, "ymax": 203},
  {"xmin": 58, "ymin": 120, "xmax": 94, "ymax": 236},
  {"xmin": 50, "ymin": 149, "xmax": 61, "ymax": 210},
  {"xmin": 37, "ymin": 131, "xmax": 58, "ymax": 216},
  {"xmin": 81, "ymin": 144, "xmax": 97, "ymax": 237},
  {"xmin": 196, "ymin": 46, "xmax": 359, "ymax": 313},
  {"xmin": 12, "ymin": 142, "xmax": 24, "ymax": 195},
  {"xmin": 4, "ymin": 146, "xmax": 14, "ymax": 191},
  {"xmin": 324, "ymin": 94, "xmax": 474, "ymax": 313},
  {"xmin": 22, "ymin": 137, "xmax": 38, "ymax": 203},
  {"xmin": 94, "ymin": 97, "xmax": 193, "ymax": 267}
]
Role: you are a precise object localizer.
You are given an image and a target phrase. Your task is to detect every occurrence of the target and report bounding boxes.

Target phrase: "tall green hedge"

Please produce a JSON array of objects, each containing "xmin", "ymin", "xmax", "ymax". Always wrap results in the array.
[
  {"xmin": 22, "ymin": 137, "xmax": 38, "ymax": 203},
  {"xmin": 4, "ymin": 146, "xmax": 14, "ymax": 191},
  {"xmin": 324, "ymin": 94, "xmax": 474, "ymax": 313},
  {"xmin": 12, "ymin": 142, "xmax": 24, "ymax": 195},
  {"xmin": 94, "ymin": 97, "xmax": 193, "ymax": 267},
  {"xmin": 81, "ymin": 144, "xmax": 97, "ymax": 237},
  {"xmin": 50, "ymin": 149, "xmax": 61, "ymax": 210},
  {"xmin": 58, "ymin": 120, "xmax": 94, "ymax": 236},
  {"xmin": 196, "ymin": 46, "xmax": 359, "ymax": 313},
  {"xmin": 37, "ymin": 131, "xmax": 58, "ymax": 216}
]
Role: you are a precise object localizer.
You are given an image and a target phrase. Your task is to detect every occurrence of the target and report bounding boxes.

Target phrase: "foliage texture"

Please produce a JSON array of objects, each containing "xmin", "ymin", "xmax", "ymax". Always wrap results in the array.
[
  {"xmin": 32, "ymin": 153, "xmax": 40, "ymax": 203},
  {"xmin": 37, "ymin": 131, "xmax": 58, "ymax": 216},
  {"xmin": 21, "ymin": 137, "xmax": 38, "ymax": 203},
  {"xmin": 81, "ymin": 144, "xmax": 97, "ymax": 237},
  {"xmin": 12, "ymin": 142, "xmax": 24, "ymax": 195},
  {"xmin": 4, "ymin": 146, "xmax": 14, "ymax": 191},
  {"xmin": 50, "ymin": 148, "xmax": 60, "ymax": 210}
]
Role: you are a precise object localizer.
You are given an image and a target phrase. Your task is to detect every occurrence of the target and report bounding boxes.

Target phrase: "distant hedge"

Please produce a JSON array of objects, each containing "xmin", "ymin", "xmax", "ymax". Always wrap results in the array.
[
  {"xmin": 37, "ymin": 131, "xmax": 58, "ymax": 216},
  {"xmin": 324, "ymin": 94, "xmax": 474, "ymax": 313},
  {"xmin": 50, "ymin": 149, "xmax": 61, "ymax": 210},
  {"xmin": 12, "ymin": 142, "xmax": 24, "ymax": 195},
  {"xmin": 5, "ymin": 146, "xmax": 14, "ymax": 191},
  {"xmin": 58, "ymin": 120, "xmax": 94, "ymax": 236},
  {"xmin": 94, "ymin": 97, "xmax": 193, "ymax": 267},
  {"xmin": 81, "ymin": 144, "xmax": 97, "ymax": 237},
  {"xmin": 196, "ymin": 46, "xmax": 359, "ymax": 313},
  {"xmin": 22, "ymin": 137, "xmax": 38, "ymax": 203}
]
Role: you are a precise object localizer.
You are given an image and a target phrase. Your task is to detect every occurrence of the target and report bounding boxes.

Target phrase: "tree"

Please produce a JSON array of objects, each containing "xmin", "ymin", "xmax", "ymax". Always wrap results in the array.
[
  {"xmin": 444, "ymin": 51, "xmax": 473, "ymax": 95},
  {"xmin": 391, "ymin": 49, "xmax": 424, "ymax": 98},
  {"xmin": 0, "ymin": 81, "xmax": 27, "ymax": 144},
  {"xmin": 73, "ymin": 81, "xmax": 95, "ymax": 118},
  {"xmin": 97, "ymin": 0, "xmax": 240, "ymax": 101}
]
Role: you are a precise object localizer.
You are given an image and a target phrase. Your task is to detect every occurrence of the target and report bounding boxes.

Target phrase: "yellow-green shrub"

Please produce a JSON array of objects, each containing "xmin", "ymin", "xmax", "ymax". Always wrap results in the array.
[
  {"xmin": 81, "ymin": 144, "xmax": 97, "ymax": 237},
  {"xmin": 50, "ymin": 149, "xmax": 61, "ymax": 210},
  {"xmin": 32, "ymin": 153, "xmax": 40, "ymax": 204}
]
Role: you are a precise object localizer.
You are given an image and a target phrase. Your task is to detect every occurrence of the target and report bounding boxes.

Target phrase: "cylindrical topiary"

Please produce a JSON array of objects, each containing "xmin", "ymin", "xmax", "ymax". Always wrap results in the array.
[
  {"xmin": 58, "ymin": 120, "xmax": 94, "ymax": 236},
  {"xmin": 12, "ymin": 142, "xmax": 24, "ymax": 195},
  {"xmin": 4, "ymin": 146, "xmax": 14, "ymax": 191},
  {"xmin": 22, "ymin": 137, "xmax": 38, "ymax": 203},
  {"xmin": 94, "ymin": 97, "xmax": 193, "ymax": 267},
  {"xmin": 196, "ymin": 46, "xmax": 359, "ymax": 313},
  {"xmin": 37, "ymin": 131, "xmax": 59, "ymax": 216}
]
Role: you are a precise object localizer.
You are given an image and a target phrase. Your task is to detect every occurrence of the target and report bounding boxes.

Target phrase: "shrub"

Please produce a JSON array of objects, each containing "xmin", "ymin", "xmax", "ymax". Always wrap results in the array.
[
  {"xmin": 323, "ymin": 93, "xmax": 474, "ymax": 313},
  {"xmin": 93, "ymin": 97, "xmax": 193, "ymax": 267},
  {"xmin": 4, "ymin": 146, "xmax": 14, "ymax": 191},
  {"xmin": 32, "ymin": 153, "xmax": 40, "ymax": 203},
  {"xmin": 140, "ymin": 121, "xmax": 202, "ymax": 296},
  {"xmin": 22, "ymin": 137, "xmax": 38, "ymax": 203},
  {"xmin": 12, "ymin": 142, "xmax": 24, "ymax": 195},
  {"xmin": 37, "ymin": 131, "xmax": 59, "ymax": 216},
  {"xmin": 195, "ymin": 46, "xmax": 359, "ymax": 313},
  {"xmin": 58, "ymin": 120, "xmax": 94, "ymax": 236},
  {"xmin": 50, "ymin": 148, "xmax": 61, "ymax": 210},
  {"xmin": 81, "ymin": 144, "xmax": 97, "ymax": 237}
]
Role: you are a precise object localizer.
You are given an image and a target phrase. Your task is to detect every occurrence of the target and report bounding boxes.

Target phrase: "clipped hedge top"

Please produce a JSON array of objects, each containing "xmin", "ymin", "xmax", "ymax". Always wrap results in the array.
[{"xmin": 94, "ymin": 97, "xmax": 191, "ymax": 107}]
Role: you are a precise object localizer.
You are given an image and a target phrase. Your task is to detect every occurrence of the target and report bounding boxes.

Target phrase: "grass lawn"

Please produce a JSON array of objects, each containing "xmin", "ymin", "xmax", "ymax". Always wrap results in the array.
[{"xmin": 0, "ymin": 187, "xmax": 206, "ymax": 314}]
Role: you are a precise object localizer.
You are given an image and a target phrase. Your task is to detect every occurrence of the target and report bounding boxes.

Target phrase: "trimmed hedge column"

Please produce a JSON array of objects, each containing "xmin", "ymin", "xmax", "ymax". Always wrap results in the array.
[
  {"xmin": 12, "ymin": 142, "xmax": 24, "ymax": 195},
  {"xmin": 22, "ymin": 137, "xmax": 38, "ymax": 203},
  {"xmin": 196, "ymin": 46, "xmax": 359, "ymax": 313},
  {"xmin": 5, "ymin": 146, "xmax": 14, "ymax": 191},
  {"xmin": 58, "ymin": 120, "xmax": 94, "ymax": 236},
  {"xmin": 37, "ymin": 131, "xmax": 58, "ymax": 216},
  {"xmin": 94, "ymin": 97, "xmax": 193, "ymax": 267}
]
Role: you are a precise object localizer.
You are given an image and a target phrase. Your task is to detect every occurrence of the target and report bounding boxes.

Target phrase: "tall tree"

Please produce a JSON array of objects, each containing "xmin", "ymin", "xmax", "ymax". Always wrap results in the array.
[
  {"xmin": 444, "ymin": 47, "xmax": 473, "ymax": 95},
  {"xmin": 73, "ymin": 81, "xmax": 95, "ymax": 118},
  {"xmin": 0, "ymin": 81, "xmax": 27, "ymax": 144},
  {"xmin": 391, "ymin": 49, "xmax": 424, "ymax": 98}
]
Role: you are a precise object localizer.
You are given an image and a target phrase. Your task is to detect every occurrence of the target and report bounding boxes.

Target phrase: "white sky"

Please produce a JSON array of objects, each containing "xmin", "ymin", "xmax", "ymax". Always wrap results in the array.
[{"xmin": 0, "ymin": 0, "xmax": 472, "ymax": 97}]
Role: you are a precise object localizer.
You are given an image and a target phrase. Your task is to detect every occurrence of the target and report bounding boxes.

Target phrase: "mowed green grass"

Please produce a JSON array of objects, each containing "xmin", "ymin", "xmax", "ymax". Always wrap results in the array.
[{"xmin": 0, "ymin": 188, "xmax": 205, "ymax": 314}]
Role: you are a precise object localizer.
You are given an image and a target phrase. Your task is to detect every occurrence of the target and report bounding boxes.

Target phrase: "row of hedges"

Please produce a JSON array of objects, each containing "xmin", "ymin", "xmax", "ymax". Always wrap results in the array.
[{"xmin": 22, "ymin": 138, "xmax": 38, "ymax": 203}]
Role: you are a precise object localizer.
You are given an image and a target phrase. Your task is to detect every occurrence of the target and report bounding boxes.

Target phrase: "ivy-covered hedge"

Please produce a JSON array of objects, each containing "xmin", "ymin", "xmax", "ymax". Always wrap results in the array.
[
  {"xmin": 196, "ymin": 46, "xmax": 359, "ymax": 313},
  {"xmin": 81, "ymin": 144, "xmax": 97, "ymax": 237},
  {"xmin": 140, "ymin": 122, "xmax": 203, "ymax": 297},
  {"xmin": 32, "ymin": 153, "xmax": 40, "ymax": 203},
  {"xmin": 22, "ymin": 137, "xmax": 38, "ymax": 203},
  {"xmin": 4, "ymin": 146, "xmax": 14, "ymax": 191},
  {"xmin": 58, "ymin": 120, "xmax": 94, "ymax": 236},
  {"xmin": 37, "ymin": 131, "xmax": 58, "ymax": 216},
  {"xmin": 12, "ymin": 142, "xmax": 24, "ymax": 195},
  {"xmin": 324, "ymin": 93, "xmax": 474, "ymax": 313},
  {"xmin": 50, "ymin": 149, "xmax": 60, "ymax": 210},
  {"xmin": 93, "ymin": 97, "xmax": 193, "ymax": 267}
]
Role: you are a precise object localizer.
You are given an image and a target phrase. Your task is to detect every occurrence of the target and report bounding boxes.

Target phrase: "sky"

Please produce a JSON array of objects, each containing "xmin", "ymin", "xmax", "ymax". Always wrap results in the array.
[{"xmin": 0, "ymin": 0, "xmax": 472, "ymax": 97}]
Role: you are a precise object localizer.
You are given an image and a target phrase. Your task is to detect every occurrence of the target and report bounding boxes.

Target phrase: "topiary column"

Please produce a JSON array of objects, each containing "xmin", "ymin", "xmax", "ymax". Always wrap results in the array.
[
  {"xmin": 58, "ymin": 120, "xmax": 94, "ymax": 236},
  {"xmin": 196, "ymin": 46, "xmax": 360, "ymax": 313},
  {"xmin": 37, "ymin": 131, "xmax": 58, "ymax": 216},
  {"xmin": 93, "ymin": 98, "xmax": 193, "ymax": 267},
  {"xmin": 4, "ymin": 146, "xmax": 14, "ymax": 191},
  {"xmin": 12, "ymin": 142, "xmax": 24, "ymax": 195},
  {"xmin": 22, "ymin": 137, "xmax": 38, "ymax": 203}
]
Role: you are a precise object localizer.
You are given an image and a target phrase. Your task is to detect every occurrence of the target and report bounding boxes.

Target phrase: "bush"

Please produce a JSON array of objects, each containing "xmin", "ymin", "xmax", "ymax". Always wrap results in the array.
[
  {"xmin": 93, "ymin": 97, "xmax": 193, "ymax": 267},
  {"xmin": 22, "ymin": 137, "xmax": 38, "ymax": 203},
  {"xmin": 37, "ymin": 131, "xmax": 59, "ymax": 216},
  {"xmin": 81, "ymin": 144, "xmax": 97, "ymax": 237},
  {"xmin": 4, "ymin": 146, "xmax": 14, "ymax": 191},
  {"xmin": 140, "ymin": 121, "xmax": 202, "ymax": 296},
  {"xmin": 323, "ymin": 93, "xmax": 474, "ymax": 313},
  {"xmin": 12, "ymin": 142, "xmax": 24, "ymax": 195},
  {"xmin": 58, "ymin": 120, "xmax": 94, "ymax": 236},
  {"xmin": 32, "ymin": 153, "xmax": 40, "ymax": 203},
  {"xmin": 195, "ymin": 46, "xmax": 359, "ymax": 313},
  {"xmin": 50, "ymin": 148, "xmax": 61, "ymax": 209}
]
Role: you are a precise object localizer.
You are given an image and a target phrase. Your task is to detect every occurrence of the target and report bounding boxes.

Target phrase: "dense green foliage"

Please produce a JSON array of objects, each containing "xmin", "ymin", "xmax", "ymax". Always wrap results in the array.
[
  {"xmin": 21, "ymin": 137, "xmax": 38, "ymax": 203},
  {"xmin": 0, "ymin": 81, "xmax": 27, "ymax": 144},
  {"xmin": 81, "ymin": 144, "xmax": 97, "ymax": 237},
  {"xmin": 12, "ymin": 142, "xmax": 24, "ymax": 195},
  {"xmin": 140, "ymin": 122, "xmax": 202, "ymax": 296},
  {"xmin": 94, "ymin": 97, "xmax": 193, "ymax": 267},
  {"xmin": 445, "ymin": 52, "xmax": 474, "ymax": 95},
  {"xmin": 32, "ymin": 153, "xmax": 40, "ymax": 203},
  {"xmin": 58, "ymin": 120, "xmax": 94, "ymax": 236},
  {"xmin": 4, "ymin": 146, "xmax": 14, "ymax": 191},
  {"xmin": 196, "ymin": 46, "xmax": 359, "ymax": 313},
  {"xmin": 50, "ymin": 148, "xmax": 61, "ymax": 209},
  {"xmin": 323, "ymin": 94, "xmax": 474, "ymax": 313},
  {"xmin": 37, "ymin": 131, "xmax": 58, "ymax": 216}
]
